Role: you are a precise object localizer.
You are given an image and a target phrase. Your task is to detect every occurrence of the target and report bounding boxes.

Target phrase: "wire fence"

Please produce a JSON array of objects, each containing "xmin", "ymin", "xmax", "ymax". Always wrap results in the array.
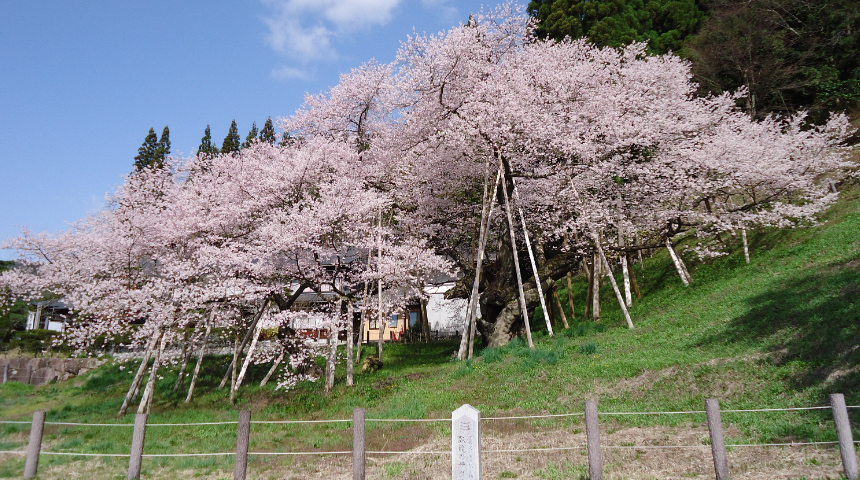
[{"xmin": 2, "ymin": 396, "xmax": 859, "ymax": 480}]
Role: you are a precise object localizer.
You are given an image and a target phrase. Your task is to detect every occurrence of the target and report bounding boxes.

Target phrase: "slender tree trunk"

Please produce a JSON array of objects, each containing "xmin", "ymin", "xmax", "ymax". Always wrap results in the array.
[
  {"xmin": 742, "ymin": 228, "xmax": 750, "ymax": 264},
  {"xmin": 584, "ymin": 259, "xmax": 593, "ymax": 319},
  {"xmin": 592, "ymin": 252, "xmax": 601, "ymax": 321},
  {"xmin": 173, "ymin": 328, "xmax": 195, "ymax": 393},
  {"xmin": 595, "ymin": 240, "xmax": 634, "ymax": 329},
  {"xmin": 326, "ymin": 298, "xmax": 342, "ymax": 392},
  {"xmin": 260, "ymin": 349, "xmax": 284, "ymax": 387},
  {"xmin": 566, "ymin": 272, "xmax": 575, "ymax": 321},
  {"xmin": 219, "ymin": 297, "xmax": 271, "ymax": 390},
  {"xmin": 185, "ymin": 317, "xmax": 212, "ymax": 403},
  {"xmin": 229, "ymin": 333, "xmax": 239, "ymax": 404},
  {"xmin": 552, "ymin": 285, "xmax": 569, "ymax": 329},
  {"xmin": 234, "ymin": 308, "xmax": 267, "ymax": 394},
  {"xmin": 138, "ymin": 332, "xmax": 167, "ymax": 414},
  {"xmin": 618, "ymin": 231, "xmax": 632, "ymax": 307},
  {"xmin": 627, "ymin": 254, "xmax": 641, "ymax": 299},
  {"xmin": 377, "ymin": 210, "xmax": 386, "ymax": 362},
  {"xmin": 499, "ymin": 162, "xmax": 533, "ymax": 348},
  {"xmin": 346, "ymin": 300, "xmax": 354, "ymax": 386},
  {"xmin": 377, "ymin": 279, "xmax": 385, "ymax": 360},
  {"xmin": 356, "ymin": 249, "xmax": 373, "ymax": 365},
  {"xmin": 118, "ymin": 330, "xmax": 162, "ymax": 416},
  {"xmin": 665, "ymin": 238, "xmax": 691, "ymax": 286}
]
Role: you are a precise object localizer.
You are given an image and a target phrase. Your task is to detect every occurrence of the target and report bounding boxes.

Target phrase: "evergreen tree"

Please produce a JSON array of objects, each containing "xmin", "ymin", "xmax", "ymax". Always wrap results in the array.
[
  {"xmin": 279, "ymin": 131, "xmax": 293, "ymax": 147},
  {"xmin": 527, "ymin": 0, "xmax": 703, "ymax": 55},
  {"xmin": 242, "ymin": 121, "xmax": 259, "ymax": 149},
  {"xmin": 198, "ymin": 125, "xmax": 219, "ymax": 157},
  {"xmin": 133, "ymin": 128, "xmax": 159, "ymax": 171},
  {"xmin": 221, "ymin": 120, "xmax": 241, "ymax": 154},
  {"xmin": 259, "ymin": 117, "xmax": 276, "ymax": 144},
  {"xmin": 154, "ymin": 126, "xmax": 171, "ymax": 167}
]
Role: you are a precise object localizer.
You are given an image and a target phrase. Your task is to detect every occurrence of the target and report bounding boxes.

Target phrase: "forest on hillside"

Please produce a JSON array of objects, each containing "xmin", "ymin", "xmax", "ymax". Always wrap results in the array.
[{"xmin": 529, "ymin": 0, "xmax": 860, "ymax": 122}]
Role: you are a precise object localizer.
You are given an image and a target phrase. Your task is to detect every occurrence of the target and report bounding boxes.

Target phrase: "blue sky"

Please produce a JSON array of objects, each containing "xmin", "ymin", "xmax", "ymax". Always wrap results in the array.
[{"xmin": 0, "ymin": 0, "xmax": 494, "ymax": 260}]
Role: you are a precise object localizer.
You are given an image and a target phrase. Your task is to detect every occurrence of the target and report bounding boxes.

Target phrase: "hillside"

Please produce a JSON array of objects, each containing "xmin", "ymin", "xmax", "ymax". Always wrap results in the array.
[{"xmin": 1, "ymin": 185, "xmax": 859, "ymax": 479}]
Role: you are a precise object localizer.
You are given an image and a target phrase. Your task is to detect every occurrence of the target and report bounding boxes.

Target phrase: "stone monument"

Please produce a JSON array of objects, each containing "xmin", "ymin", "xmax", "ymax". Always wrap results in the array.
[{"xmin": 452, "ymin": 404, "xmax": 481, "ymax": 480}]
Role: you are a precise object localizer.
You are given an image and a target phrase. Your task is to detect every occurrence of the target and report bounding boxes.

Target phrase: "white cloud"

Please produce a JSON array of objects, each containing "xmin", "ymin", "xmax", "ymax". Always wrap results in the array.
[
  {"xmin": 271, "ymin": 65, "xmax": 314, "ymax": 81},
  {"xmin": 420, "ymin": 0, "xmax": 457, "ymax": 20},
  {"xmin": 261, "ymin": 0, "xmax": 402, "ymax": 60}
]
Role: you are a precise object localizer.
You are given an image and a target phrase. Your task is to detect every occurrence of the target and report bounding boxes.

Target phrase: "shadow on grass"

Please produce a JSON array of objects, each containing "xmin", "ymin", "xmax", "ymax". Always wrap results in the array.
[{"xmin": 698, "ymin": 255, "xmax": 860, "ymax": 402}]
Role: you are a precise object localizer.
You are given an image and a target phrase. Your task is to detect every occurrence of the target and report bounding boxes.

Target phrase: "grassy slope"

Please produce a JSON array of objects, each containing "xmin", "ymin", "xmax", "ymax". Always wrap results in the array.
[{"xmin": 1, "ymin": 186, "xmax": 858, "ymax": 477}]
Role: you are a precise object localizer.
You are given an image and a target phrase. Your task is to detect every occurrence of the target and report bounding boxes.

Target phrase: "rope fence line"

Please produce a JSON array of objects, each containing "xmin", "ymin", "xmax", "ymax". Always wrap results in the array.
[
  {"xmin": 6, "ymin": 397, "xmax": 860, "ymax": 480},
  {"xmin": 2, "ymin": 439, "xmax": 857, "ymax": 459},
  {"xmin": 1, "ymin": 404, "xmax": 849, "ymax": 428}
]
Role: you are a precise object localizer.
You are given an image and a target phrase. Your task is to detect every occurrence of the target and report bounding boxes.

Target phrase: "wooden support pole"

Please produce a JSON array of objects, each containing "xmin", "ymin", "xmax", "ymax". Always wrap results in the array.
[
  {"xmin": 511, "ymin": 175, "xmax": 552, "ymax": 336},
  {"xmin": 3, "ymin": 362, "xmax": 8, "ymax": 383},
  {"xmin": 347, "ymin": 300, "xmax": 354, "ymax": 386},
  {"xmin": 353, "ymin": 408, "xmax": 366, "ymax": 480},
  {"xmin": 831, "ymin": 393, "xmax": 859, "ymax": 480},
  {"xmin": 127, "ymin": 413, "xmax": 148, "ymax": 480},
  {"xmin": 499, "ymin": 163, "xmax": 533, "ymax": 348},
  {"xmin": 595, "ymin": 241, "xmax": 634, "ymax": 329},
  {"xmin": 705, "ymin": 399, "xmax": 730, "ymax": 480},
  {"xmin": 585, "ymin": 401, "xmax": 602, "ymax": 480},
  {"xmin": 23, "ymin": 410, "xmax": 45, "ymax": 479},
  {"xmin": 234, "ymin": 410, "xmax": 251, "ymax": 480}
]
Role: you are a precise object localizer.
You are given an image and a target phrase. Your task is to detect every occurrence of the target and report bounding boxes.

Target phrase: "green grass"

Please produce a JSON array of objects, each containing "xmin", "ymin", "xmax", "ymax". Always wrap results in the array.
[{"xmin": 1, "ymin": 186, "xmax": 859, "ymax": 477}]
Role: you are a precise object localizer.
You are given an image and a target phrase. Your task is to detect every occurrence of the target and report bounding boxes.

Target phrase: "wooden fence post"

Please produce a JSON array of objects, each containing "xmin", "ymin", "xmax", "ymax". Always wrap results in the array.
[
  {"xmin": 830, "ymin": 393, "xmax": 859, "ymax": 480},
  {"xmin": 23, "ymin": 410, "xmax": 46, "ymax": 479},
  {"xmin": 127, "ymin": 413, "xmax": 148, "ymax": 480},
  {"xmin": 353, "ymin": 408, "xmax": 365, "ymax": 480},
  {"xmin": 584, "ymin": 401, "xmax": 602, "ymax": 480},
  {"xmin": 234, "ymin": 410, "xmax": 251, "ymax": 480},
  {"xmin": 705, "ymin": 399, "xmax": 730, "ymax": 480}
]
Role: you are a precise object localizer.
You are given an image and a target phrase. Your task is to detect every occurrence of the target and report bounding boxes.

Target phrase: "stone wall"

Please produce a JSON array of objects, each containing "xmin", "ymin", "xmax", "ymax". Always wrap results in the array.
[{"xmin": 0, "ymin": 357, "xmax": 105, "ymax": 386}]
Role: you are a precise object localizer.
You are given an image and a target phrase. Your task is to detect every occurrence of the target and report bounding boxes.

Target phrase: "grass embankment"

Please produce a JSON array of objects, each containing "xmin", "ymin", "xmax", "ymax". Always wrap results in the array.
[{"xmin": 1, "ymin": 187, "xmax": 858, "ymax": 479}]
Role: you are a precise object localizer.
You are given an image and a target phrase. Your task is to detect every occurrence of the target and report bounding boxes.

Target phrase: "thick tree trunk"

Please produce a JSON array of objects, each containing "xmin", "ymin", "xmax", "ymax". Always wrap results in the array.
[
  {"xmin": 185, "ymin": 317, "xmax": 212, "ymax": 403},
  {"xmin": 420, "ymin": 298, "xmax": 430, "ymax": 343},
  {"xmin": 118, "ymin": 330, "xmax": 162, "ymax": 416}
]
